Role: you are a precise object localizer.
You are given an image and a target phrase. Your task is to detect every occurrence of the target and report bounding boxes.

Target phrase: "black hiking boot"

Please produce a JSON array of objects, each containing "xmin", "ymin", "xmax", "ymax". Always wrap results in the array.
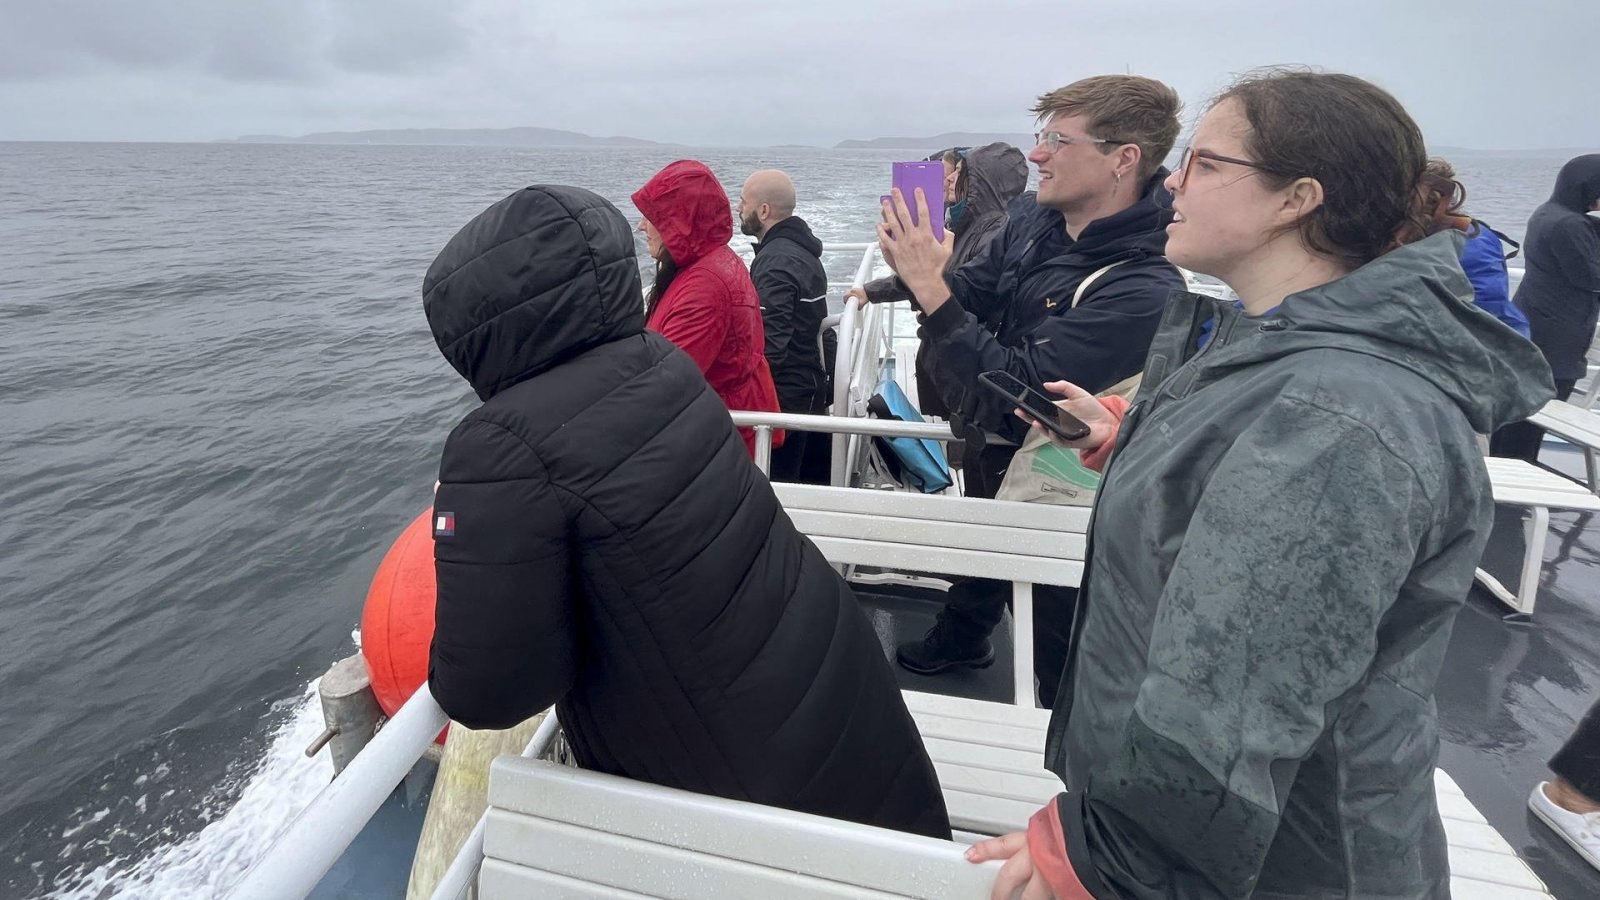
[{"xmin": 896, "ymin": 622, "xmax": 995, "ymax": 675}]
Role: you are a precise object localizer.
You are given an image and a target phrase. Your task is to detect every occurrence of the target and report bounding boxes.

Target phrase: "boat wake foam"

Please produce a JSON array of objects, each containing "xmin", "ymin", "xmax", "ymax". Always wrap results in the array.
[{"xmin": 49, "ymin": 681, "xmax": 329, "ymax": 900}]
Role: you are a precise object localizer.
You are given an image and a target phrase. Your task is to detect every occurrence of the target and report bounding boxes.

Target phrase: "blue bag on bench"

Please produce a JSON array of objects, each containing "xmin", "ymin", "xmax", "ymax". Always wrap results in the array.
[{"xmin": 866, "ymin": 378, "xmax": 953, "ymax": 493}]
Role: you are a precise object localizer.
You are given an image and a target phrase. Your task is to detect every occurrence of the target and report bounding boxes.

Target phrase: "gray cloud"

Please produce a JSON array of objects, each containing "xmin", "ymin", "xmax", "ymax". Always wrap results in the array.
[
  {"xmin": 0, "ymin": 0, "xmax": 1594, "ymax": 149},
  {"xmin": 0, "ymin": 0, "xmax": 465, "ymax": 84}
]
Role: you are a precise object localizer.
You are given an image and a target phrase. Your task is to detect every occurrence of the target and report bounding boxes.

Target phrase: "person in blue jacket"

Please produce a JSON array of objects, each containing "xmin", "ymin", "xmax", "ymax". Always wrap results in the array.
[{"xmin": 1425, "ymin": 158, "xmax": 1529, "ymax": 337}]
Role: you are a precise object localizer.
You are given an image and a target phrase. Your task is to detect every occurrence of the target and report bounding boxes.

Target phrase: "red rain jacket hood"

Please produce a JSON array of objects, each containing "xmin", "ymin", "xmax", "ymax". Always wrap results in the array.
[{"xmin": 632, "ymin": 160, "xmax": 735, "ymax": 267}]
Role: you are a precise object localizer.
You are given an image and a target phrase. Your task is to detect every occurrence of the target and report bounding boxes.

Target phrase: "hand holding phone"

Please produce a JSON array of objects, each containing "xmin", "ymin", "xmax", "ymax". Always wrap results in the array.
[
  {"xmin": 977, "ymin": 370, "xmax": 1091, "ymax": 442},
  {"xmin": 890, "ymin": 162, "xmax": 945, "ymax": 242}
]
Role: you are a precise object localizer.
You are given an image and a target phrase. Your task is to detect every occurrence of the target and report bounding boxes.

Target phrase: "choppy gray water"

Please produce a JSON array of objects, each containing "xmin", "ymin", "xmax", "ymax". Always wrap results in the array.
[{"xmin": 0, "ymin": 141, "xmax": 1570, "ymax": 897}]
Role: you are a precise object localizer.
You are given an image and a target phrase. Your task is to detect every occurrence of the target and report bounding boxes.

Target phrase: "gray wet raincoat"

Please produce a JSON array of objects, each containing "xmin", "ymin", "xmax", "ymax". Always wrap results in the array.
[{"xmin": 1045, "ymin": 232, "xmax": 1554, "ymax": 899}]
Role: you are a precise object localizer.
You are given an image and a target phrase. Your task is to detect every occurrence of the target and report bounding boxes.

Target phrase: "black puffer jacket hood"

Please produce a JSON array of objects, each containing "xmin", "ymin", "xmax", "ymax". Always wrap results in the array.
[{"xmin": 423, "ymin": 185, "xmax": 645, "ymax": 401}]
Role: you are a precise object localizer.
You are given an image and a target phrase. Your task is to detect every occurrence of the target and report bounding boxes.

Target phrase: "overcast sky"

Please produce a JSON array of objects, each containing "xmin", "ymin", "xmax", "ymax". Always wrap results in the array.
[{"xmin": 1, "ymin": 0, "xmax": 1594, "ymax": 149}]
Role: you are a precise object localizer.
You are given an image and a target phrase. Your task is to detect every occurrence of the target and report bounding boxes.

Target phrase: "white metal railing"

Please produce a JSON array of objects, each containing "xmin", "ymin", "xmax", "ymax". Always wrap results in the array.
[
  {"xmin": 825, "ymin": 242, "xmax": 890, "ymax": 487},
  {"xmin": 732, "ymin": 411, "xmax": 954, "ymax": 476}
]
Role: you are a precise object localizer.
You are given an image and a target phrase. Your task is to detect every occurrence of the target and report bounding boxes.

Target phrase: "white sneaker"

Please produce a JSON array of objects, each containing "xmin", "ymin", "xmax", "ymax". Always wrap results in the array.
[{"xmin": 1529, "ymin": 781, "xmax": 1600, "ymax": 873}]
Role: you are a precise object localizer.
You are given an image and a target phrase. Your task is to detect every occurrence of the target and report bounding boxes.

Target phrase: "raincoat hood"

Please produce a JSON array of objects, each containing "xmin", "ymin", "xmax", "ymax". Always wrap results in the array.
[
  {"xmin": 631, "ymin": 160, "xmax": 734, "ymax": 267},
  {"xmin": 959, "ymin": 142, "xmax": 1028, "ymax": 225},
  {"xmin": 1219, "ymin": 231, "xmax": 1553, "ymax": 433}
]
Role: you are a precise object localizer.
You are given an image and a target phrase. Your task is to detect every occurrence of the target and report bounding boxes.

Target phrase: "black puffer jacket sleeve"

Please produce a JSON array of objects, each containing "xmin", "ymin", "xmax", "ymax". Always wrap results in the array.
[{"xmin": 428, "ymin": 415, "xmax": 577, "ymax": 730}]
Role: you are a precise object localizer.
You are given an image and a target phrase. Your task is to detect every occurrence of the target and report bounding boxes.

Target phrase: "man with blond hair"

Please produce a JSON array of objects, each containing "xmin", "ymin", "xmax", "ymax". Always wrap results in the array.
[{"xmin": 884, "ymin": 75, "xmax": 1186, "ymax": 689}]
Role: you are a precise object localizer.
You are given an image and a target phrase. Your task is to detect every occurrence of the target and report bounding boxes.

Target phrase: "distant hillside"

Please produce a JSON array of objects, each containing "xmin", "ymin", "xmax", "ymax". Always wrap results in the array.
[
  {"xmin": 1432, "ymin": 145, "xmax": 1595, "ymax": 160},
  {"xmin": 835, "ymin": 131, "xmax": 1033, "ymax": 151},
  {"xmin": 225, "ymin": 126, "xmax": 670, "ymax": 148}
]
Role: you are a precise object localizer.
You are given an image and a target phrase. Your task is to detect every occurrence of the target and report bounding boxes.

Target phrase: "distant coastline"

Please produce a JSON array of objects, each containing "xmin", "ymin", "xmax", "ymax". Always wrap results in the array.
[
  {"xmin": 221, "ymin": 126, "xmax": 672, "ymax": 148},
  {"xmin": 221, "ymin": 127, "xmax": 1040, "ymax": 151},
  {"xmin": 1, "ymin": 128, "xmax": 1576, "ymax": 158},
  {"xmin": 834, "ymin": 131, "xmax": 1033, "ymax": 151}
]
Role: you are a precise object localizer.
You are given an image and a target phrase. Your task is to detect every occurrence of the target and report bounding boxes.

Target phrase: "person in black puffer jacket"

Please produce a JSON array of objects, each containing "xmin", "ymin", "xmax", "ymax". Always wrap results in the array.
[{"xmin": 423, "ymin": 184, "xmax": 950, "ymax": 840}]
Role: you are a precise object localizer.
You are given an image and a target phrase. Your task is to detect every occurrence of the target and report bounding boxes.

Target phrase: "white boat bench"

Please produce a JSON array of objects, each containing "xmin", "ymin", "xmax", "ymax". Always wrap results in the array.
[
  {"xmin": 1526, "ymin": 399, "xmax": 1600, "ymax": 493},
  {"xmin": 479, "ymin": 756, "xmax": 1002, "ymax": 899},
  {"xmin": 1476, "ymin": 456, "xmax": 1600, "ymax": 616},
  {"xmin": 476, "ymin": 719, "xmax": 1550, "ymax": 900},
  {"xmin": 774, "ymin": 482, "xmax": 1090, "ymax": 711}
]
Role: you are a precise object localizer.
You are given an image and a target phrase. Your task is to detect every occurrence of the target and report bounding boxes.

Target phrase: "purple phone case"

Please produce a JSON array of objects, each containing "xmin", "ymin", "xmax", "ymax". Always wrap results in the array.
[{"xmin": 891, "ymin": 161, "xmax": 945, "ymax": 242}]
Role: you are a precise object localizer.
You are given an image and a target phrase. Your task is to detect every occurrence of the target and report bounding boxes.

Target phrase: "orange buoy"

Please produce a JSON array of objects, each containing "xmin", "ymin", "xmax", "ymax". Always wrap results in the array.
[{"xmin": 361, "ymin": 509, "xmax": 445, "ymax": 741}]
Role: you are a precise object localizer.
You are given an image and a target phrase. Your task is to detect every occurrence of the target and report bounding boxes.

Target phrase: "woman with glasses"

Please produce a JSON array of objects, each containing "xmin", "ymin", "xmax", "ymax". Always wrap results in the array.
[{"xmin": 966, "ymin": 69, "xmax": 1553, "ymax": 899}]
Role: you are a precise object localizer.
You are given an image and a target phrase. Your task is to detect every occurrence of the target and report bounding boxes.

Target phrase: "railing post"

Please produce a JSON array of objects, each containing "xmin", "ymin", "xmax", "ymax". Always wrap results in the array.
[
  {"xmin": 1012, "ymin": 582, "xmax": 1036, "ymax": 709},
  {"xmin": 832, "ymin": 243, "xmax": 880, "ymax": 487},
  {"xmin": 753, "ymin": 425, "xmax": 773, "ymax": 474}
]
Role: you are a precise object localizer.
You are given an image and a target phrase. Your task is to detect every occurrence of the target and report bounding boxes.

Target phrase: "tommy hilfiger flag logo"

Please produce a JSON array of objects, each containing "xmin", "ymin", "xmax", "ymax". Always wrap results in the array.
[{"xmin": 434, "ymin": 512, "xmax": 456, "ymax": 537}]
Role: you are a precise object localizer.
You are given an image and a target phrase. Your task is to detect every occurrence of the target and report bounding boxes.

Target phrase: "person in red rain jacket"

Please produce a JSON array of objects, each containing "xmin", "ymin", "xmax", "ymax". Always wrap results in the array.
[{"xmin": 632, "ymin": 160, "xmax": 783, "ymax": 457}]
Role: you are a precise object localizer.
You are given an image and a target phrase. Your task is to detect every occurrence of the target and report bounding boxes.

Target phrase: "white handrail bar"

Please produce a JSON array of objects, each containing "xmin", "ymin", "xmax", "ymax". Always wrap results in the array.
[
  {"xmin": 737, "ymin": 412, "xmax": 953, "ymax": 477},
  {"xmin": 732, "ymin": 411, "xmax": 954, "ymax": 441},
  {"xmin": 225, "ymin": 684, "xmax": 450, "ymax": 900}
]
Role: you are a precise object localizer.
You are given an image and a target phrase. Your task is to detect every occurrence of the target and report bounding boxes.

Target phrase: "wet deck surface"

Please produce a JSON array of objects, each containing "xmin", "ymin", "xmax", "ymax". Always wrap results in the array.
[{"xmin": 858, "ymin": 442, "xmax": 1600, "ymax": 899}]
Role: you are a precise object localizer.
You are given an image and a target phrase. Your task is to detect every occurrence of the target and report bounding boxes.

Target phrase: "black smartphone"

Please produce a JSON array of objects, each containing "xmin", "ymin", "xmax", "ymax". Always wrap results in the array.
[{"xmin": 977, "ymin": 370, "xmax": 1091, "ymax": 442}]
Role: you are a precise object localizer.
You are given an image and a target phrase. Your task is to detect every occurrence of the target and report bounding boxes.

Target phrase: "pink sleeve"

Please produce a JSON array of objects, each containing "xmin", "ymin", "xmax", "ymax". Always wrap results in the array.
[
  {"xmin": 1078, "ymin": 395, "xmax": 1130, "ymax": 473},
  {"xmin": 1026, "ymin": 797, "xmax": 1096, "ymax": 899}
]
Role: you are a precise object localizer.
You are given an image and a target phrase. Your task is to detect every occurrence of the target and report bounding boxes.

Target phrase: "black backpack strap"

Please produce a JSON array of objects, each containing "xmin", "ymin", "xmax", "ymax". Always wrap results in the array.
[{"xmin": 1489, "ymin": 225, "xmax": 1521, "ymax": 260}]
